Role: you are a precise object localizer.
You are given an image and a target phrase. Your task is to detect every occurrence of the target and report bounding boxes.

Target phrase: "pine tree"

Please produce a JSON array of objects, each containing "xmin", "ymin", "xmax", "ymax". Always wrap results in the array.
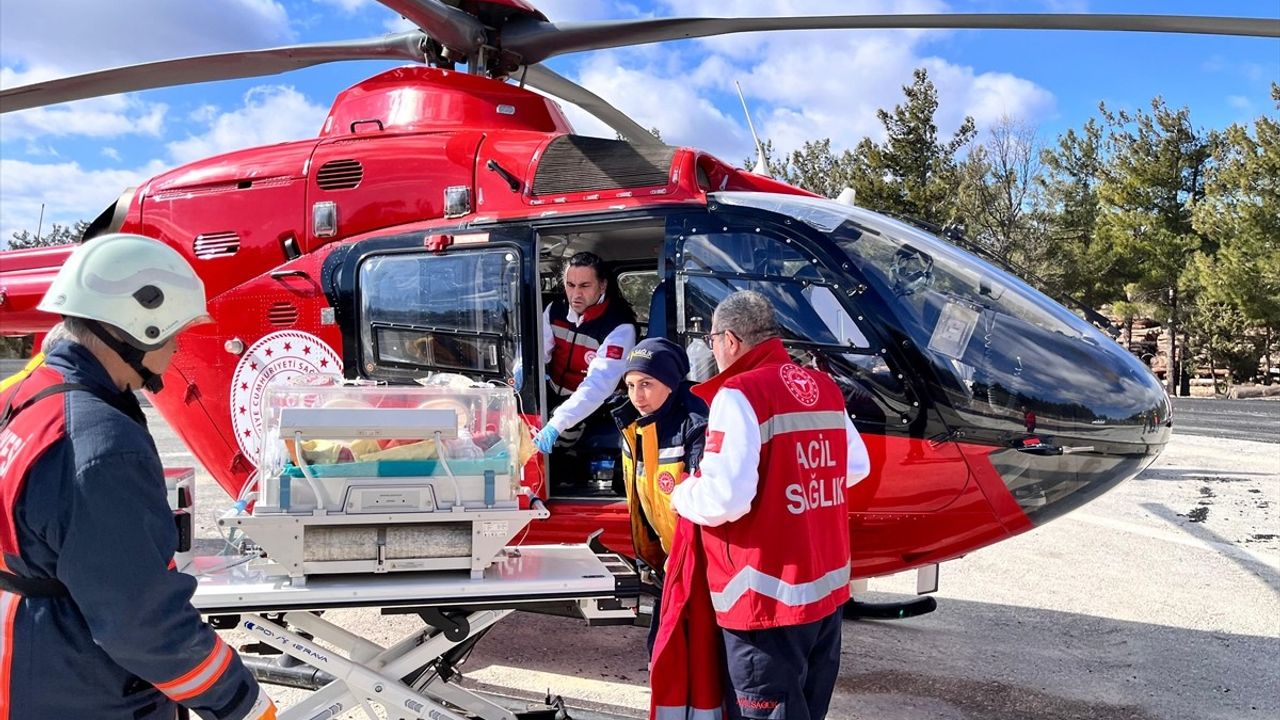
[
  {"xmin": 848, "ymin": 68, "xmax": 976, "ymax": 225},
  {"xmin": 1190, "ymin": 83, "xmax": 1280, "ymax": 384},
  {"xmin": 1096, "ymin": 98, "xmax": 1215, "ymax": 395},
  {"xmin": 9, "ymin": 220, "xmax": 89, "ymax": 250}
]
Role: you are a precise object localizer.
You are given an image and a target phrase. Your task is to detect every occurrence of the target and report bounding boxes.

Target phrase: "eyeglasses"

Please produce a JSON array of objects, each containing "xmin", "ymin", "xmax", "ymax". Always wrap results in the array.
[{"xmin": 707, "ymin": 330, "xmax": 732, "ymax": 347}]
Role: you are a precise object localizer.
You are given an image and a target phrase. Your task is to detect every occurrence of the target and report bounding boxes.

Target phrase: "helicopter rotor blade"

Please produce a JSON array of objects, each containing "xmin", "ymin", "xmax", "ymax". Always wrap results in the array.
[
  {"xmin": 375, "ymin": 0, "xmax": 487, "ymax": 56},
  {"xmin": 0, "ymin": 32, "xmax": 428, "ymax": 114},
  {"xmin": 502, "ymin": 14, "xmax": 1280, "ymax": 64},
  {"xmin": 522, "ymin": 64, "xmax": 663, "ymax": 148}
]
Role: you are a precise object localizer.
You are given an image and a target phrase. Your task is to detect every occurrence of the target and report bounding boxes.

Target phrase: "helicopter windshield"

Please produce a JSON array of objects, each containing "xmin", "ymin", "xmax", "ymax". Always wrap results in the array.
[{"xmin": 711, "ymin": 192, "xmax": 1168, "ymax": 436}]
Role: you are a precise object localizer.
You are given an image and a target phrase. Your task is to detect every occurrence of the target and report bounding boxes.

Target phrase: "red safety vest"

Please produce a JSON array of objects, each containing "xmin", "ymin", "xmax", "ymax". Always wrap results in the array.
[
  {"xmin": 547, "ymin": 297, "xmax": 633, "ymax": 397},
  {"xmin": 692, "ymin": 338, "xmax": 852, "ymax": 631},
  {"xmin": 0, "ymin": 365, "xmax": 74, "ymax": 574}
]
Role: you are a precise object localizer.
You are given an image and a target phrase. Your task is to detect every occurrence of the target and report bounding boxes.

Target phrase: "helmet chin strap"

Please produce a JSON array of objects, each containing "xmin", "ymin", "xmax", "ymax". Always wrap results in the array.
[{"xmin": 83, "ymin": 320, "xmax": 165, "ymax": 393}]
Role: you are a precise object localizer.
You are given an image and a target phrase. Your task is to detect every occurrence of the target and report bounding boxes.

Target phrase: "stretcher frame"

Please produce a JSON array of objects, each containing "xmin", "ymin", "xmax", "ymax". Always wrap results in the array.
[{"xmin": 190, "ymin": 545, "xmax": 638, "ymax": 720}]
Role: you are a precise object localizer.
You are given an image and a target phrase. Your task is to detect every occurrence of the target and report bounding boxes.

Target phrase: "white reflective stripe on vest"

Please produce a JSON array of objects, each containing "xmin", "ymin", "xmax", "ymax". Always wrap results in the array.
[
  {"xmin": 710, "ymin": 563, "xmax": 851, "ymax": 614},
  {"xmin": 758, "ymin": 410, "xmax": 847, "ymax": 444},
  {"xmin": 657, "ymin": 446, "xmax": 685, "ymax": 461},
  {"xmin": 655, "ymin": 706, "xmax": 723, "ymax": 720},
  {"xmin": 551, "ymin": 325, "xmax": 601, "ymax": 349}
]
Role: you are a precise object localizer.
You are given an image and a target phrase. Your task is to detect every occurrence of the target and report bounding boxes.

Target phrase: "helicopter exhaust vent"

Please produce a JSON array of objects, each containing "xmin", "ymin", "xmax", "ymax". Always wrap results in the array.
[
  {"xmin": 532, "ymin": 135, "xmax": 674, "ymax": 196},
  {"xmin": 267, "ymin": 301, "xmax": 299, "ymax": 327},
  {"xmin": 193, "ymin": 231, "xmax": 240, "ymax": 259},
  {"xmin": 316, "ymin": 159, "xmax": 364, "ymax": 190}
]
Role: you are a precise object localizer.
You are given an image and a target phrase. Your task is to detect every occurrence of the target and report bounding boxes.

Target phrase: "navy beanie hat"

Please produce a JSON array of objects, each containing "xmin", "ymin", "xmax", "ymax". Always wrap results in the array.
[{"xmin": 625, "ymin": 337, "xmax": 689, "ymax": 390}]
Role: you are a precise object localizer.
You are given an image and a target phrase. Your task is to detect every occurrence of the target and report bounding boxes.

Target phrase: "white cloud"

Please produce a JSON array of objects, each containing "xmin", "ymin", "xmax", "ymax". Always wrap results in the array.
[
  {"xmin": 1227, "ymin": 95, "xmax": 1252, "ymax": 111},
  {"xmin": 166, "ymin": 85, "xmax": 328, "ymax": 165},
  {"xmin": 0, "ymin": 65, "xmax": 169, "ymax": 143},
  {"xmin": 0, "ymin": 2, "xmax": 297, "ymax": 144},
  {"xmin": 539, "ymin": 0, "xmax": 1055, "ymax": 168},
  {"xmin": 0, "ymin": 0, "xmax": 294, "ymax": 73},
  {"xmin": 0, "ymin": 158, "xmax": 167, "ymax": 246},
  {"xmin": 1, "ymin": 82, "xmax": 328, "ymax": 246},
  {"xmin": 315, "ymin": 0, "xmax": 371, "ymax": 13},
  {"xmin": 568, "ymin": 55, "xmax": 749, "ymax": 155}
]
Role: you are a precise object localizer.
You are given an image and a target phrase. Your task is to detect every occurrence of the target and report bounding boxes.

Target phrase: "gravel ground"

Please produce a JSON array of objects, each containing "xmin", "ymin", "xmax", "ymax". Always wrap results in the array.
[{"xmin": 142, "ymin": 402, "xmax": 1278, "ymax": 720}]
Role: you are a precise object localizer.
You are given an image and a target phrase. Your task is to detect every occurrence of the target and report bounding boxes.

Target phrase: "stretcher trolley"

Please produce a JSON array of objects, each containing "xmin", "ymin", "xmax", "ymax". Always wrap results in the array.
[{"xmin": 190, "ymin": 545, "xmax": 638, "ymax": 720}]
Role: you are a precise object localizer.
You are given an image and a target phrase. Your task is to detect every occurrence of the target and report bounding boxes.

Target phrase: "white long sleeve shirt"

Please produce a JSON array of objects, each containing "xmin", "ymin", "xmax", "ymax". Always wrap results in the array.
[
  {"xmin": 671, "ymin": 388, "xmax": 870, "ymax": 527},
  {"xmin": 541, "ymin": 304, "xmax": 636, "ymax": 433}
]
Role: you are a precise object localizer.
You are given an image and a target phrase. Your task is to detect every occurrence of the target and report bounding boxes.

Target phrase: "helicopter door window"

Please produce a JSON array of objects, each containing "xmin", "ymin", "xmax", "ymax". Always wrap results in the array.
[
  {"xmin": 675, "ymin": 228, "xmax": 908, "ymax": 425},
  {"xmin": 358, "ymin": 249, "xmax": 521, "ymax": 383},
  {"xmin": 616, "ymin": 269, "xmax": 660, "ymax": 334}
]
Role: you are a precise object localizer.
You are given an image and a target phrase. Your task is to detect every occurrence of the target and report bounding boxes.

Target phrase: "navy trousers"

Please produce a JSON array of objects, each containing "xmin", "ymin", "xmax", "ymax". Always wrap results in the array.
[{"xmin": 720, "ymin": 609, "xmax": 843, "ymax": 720}]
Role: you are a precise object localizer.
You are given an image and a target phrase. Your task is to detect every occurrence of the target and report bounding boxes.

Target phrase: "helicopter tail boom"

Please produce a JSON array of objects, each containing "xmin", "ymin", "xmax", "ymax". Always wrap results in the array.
[{"xmin": 0, "ymin": 244, "xmax": 73, "ymax": 336}]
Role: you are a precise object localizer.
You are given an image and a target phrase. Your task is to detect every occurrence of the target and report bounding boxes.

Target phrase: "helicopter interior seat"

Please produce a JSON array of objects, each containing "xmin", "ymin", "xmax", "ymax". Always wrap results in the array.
[{"xmin": 646, "ymin": 278, "xmax": 669, "ymax": 339}]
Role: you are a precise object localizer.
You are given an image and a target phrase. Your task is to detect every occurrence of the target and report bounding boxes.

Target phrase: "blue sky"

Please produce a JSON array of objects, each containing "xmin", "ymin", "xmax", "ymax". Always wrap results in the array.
[{"xmin": 1, "ymin": 0, "xmax": 1276, "ymax": 245}]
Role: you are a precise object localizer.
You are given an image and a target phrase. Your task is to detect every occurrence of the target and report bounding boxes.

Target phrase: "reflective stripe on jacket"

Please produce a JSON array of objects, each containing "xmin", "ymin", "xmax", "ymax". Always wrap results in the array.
[{"xmin": 611, "ymin": 384, "xmax": 708, "ymax": 570}]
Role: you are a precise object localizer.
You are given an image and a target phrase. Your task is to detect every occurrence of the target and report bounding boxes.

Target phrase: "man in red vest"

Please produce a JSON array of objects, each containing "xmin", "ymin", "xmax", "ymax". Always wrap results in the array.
[
  {"xmin": 533, "ymin": 252, "xmax": 637, "ymax": 463},
  {"xmin": 0, "ymin": 234, "xmax": 275, "ymax": 719},
  {"xmin": 671, "ymin": 290, "xmax": 870, "ymax": 719}
]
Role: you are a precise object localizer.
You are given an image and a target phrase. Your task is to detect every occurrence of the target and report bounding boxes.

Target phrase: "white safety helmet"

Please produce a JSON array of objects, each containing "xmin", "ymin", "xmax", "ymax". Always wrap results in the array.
[{"xmin": 38, "ymin": 233, "xmax": 211, "ymax": 350}]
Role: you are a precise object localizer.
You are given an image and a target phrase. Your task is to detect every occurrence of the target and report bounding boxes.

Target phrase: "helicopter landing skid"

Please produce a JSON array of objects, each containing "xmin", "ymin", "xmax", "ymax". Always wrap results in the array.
[{"xmin": 843, "ymin": 595, "xmax": 939, "ymax": 621}]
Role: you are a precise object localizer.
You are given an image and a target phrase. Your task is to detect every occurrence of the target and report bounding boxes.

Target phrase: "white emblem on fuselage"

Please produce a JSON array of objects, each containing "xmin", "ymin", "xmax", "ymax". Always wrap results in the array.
[{"xmin": 229, "ymin": 330, "xmax": 343, "ymax": 465}]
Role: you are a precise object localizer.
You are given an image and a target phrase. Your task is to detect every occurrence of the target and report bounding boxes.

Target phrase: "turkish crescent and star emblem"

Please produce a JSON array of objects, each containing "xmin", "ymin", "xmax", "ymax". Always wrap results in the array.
[
  {"xmin": 780, "ymin": 363, "xmax": 820, "ymax": 406},
  {"xmin": 230, "ymin": 330, "xmax": 343, "ymax": 465}
]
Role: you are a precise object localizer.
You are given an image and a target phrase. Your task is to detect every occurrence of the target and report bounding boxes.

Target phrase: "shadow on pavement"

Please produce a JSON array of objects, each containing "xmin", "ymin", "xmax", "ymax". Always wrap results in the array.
[{"xmin": 465, "ymin": 595, "xmax": 1278, "ymax": 720}]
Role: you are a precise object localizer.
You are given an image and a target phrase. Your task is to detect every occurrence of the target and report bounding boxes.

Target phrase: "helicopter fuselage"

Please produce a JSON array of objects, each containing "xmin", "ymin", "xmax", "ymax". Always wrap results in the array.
[{"xmin": 0, "ymin": 66, "xmax": 1171, "ymax": 580}]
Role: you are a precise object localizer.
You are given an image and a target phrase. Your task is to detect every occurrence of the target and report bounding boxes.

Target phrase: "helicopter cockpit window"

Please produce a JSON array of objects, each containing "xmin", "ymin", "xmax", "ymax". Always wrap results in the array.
[
  {"xmin": 675, "ymin": 227, "xmax": 899, "ymax": 426},
  {"xmin": 359, "ymin": 249, "xmax": 520, "ymax": 382},
  {"xmin": 711, "ymin": 192, "xmax": 1163, "ymax": 429},
  {"xmin": 678, "ymin": 230, "xmax": 857, "ymax": 346}
]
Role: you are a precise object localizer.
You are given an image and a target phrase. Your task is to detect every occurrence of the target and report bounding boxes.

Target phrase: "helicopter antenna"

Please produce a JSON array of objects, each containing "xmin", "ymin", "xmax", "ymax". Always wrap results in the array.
[{"xmin": 735, "ymin": 81, "xmax": 770, "ymax": 177}]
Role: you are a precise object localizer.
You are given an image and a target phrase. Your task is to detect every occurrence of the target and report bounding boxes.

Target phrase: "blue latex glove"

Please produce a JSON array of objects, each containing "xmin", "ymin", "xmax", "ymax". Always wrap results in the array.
[{"xmin": 533, "ymin": 425, "xmax": 560, "ymax": 454}]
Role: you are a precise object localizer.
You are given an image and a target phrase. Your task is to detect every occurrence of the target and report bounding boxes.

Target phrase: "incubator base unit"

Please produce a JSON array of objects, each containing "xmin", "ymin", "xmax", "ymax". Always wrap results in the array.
[{"xmin": 223, "ymin": 376, "xmax": 543, "ymax": 580}]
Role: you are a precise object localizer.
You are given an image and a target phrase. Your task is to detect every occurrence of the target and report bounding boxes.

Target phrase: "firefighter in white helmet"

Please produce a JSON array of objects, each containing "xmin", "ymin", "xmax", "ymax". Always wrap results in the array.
[{"xmin": 0, "ymin": 234, "xmax": 276, "ymax": 719}]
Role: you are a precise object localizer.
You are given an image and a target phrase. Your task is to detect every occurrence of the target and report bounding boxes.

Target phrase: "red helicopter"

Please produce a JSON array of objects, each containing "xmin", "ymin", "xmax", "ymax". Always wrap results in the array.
[{"xmin": 2, "ymin": 1, "xmax": 1274, "ymax": 595}]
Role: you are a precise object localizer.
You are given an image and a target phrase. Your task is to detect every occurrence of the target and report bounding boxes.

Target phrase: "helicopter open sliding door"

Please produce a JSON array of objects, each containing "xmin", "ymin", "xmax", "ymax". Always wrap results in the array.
[{"xmin": 664, "ymin": 210, "xmax": 974, "ymax": 523}]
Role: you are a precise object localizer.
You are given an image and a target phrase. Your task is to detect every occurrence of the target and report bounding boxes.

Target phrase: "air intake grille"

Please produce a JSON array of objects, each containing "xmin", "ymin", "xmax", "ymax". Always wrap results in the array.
[
  {"xmin": 316, "ymin": 159, "xmax": 364, "ymax": 190},
  {"xmin": 193, "ymin": 231, "xmax": 240, "ymax": 259},
  {"xmin": 267, "ymin": 302, "xmax": 299, "ymax": 326},
  {"xmin": 532, "ymin": 136, "xmax": 674, "ymax": 196}
]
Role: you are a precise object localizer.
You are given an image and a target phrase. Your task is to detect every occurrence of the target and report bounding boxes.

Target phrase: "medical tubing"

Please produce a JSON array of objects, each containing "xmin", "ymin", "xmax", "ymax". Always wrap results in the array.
[
  {"xmin": 433, "ymin": 431, "xmax": 464, "ymax": 509},
  {"xmin": 294, "ymin": 431, "xmax": 333, "ymax": 511}
]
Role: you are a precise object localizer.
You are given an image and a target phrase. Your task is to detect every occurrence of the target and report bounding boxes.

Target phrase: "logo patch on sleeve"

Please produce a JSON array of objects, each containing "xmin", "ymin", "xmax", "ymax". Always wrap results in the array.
[
  {"xmin": 705, "ymin": 430, "xmax": 725, "ymax": 453},
  {"xmin": 605, "ymin": 345, "xmax": 623, "ymax": 359}
]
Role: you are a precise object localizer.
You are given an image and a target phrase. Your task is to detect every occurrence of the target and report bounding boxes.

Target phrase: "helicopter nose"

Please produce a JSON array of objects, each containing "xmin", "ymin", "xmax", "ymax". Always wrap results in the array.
[
  {"xmin": 982, "ymin": 421, "xmax": 1168, "ymax": 527},
  {"xmin": 949, "ymin": 308, "xmax": 1173, "ymax": 528}
]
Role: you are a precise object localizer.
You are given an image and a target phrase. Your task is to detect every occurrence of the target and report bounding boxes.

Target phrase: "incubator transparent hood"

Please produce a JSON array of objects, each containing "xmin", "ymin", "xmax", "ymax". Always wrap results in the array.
[{"xmin": 221, "ymin": 374, "xmax": 545, "ymax": 581}]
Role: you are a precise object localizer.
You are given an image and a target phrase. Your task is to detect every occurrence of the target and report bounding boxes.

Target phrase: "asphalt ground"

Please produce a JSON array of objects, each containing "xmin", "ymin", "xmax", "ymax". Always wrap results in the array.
[
  {"xmin": 1171, "ymin": 397, "xmax": 1280, "ymax": 445},
  {"xmin": 137, "ymin": 405, "xmax": 1279, "ymax": 720}
]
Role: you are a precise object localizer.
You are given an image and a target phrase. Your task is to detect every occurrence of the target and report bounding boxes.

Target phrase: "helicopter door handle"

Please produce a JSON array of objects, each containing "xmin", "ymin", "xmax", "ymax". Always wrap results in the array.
[
  {"xmin": 1016, "ymin": 441, "xmax": 1094, "ymax": 456},
  {"xmin": 270, "ymin": 270, "xmax": 310, "ymax": 280}
]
